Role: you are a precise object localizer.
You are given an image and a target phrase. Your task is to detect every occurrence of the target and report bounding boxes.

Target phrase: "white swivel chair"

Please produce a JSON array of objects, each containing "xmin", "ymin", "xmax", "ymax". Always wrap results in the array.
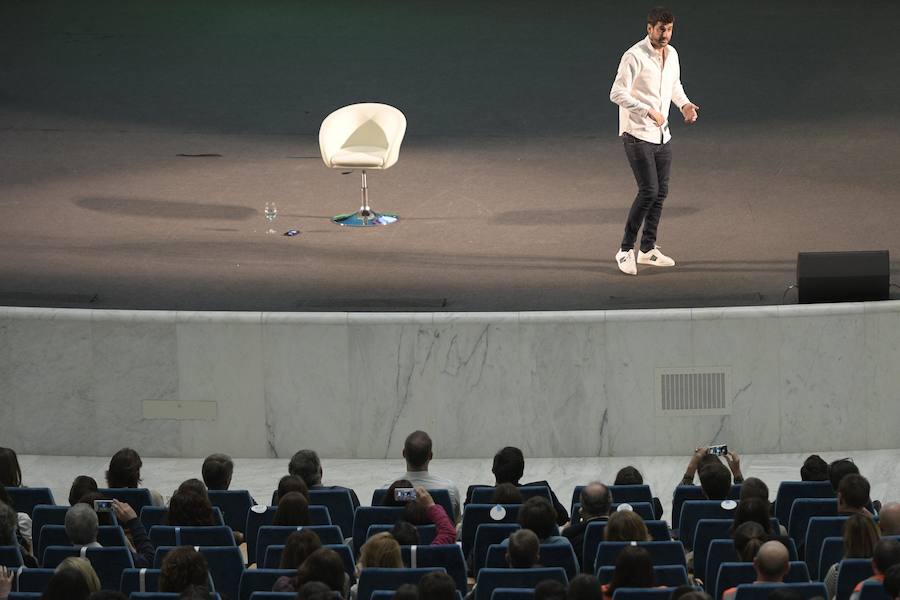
[{"xmin": 319, "ymin": 103, "xmax": 407, "ymax": 227}]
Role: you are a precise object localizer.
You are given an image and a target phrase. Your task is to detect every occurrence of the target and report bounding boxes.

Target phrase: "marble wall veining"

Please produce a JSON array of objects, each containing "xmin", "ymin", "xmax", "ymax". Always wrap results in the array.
[{"xmin": 2, "ymin": 302, "xmax": 900, "ymax": 459}]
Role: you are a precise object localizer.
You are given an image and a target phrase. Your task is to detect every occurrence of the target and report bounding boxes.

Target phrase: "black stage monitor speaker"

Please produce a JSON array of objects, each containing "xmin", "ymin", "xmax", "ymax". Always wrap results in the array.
[{"xmin": 797, "ymin": 250, "xmax": 890, "ymax": 303}]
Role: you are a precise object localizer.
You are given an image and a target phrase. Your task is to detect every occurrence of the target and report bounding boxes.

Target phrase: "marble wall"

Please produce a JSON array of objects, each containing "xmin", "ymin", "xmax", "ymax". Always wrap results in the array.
[{"xmin": 2, "ymin": 302, "xmax": 899, "ymax": 459}]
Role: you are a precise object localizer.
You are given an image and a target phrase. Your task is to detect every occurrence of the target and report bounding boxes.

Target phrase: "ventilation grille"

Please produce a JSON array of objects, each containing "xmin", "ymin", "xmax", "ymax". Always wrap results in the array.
[{"xmin": 655, "ymin": 367, "xmax": 732, "ymax": 415}]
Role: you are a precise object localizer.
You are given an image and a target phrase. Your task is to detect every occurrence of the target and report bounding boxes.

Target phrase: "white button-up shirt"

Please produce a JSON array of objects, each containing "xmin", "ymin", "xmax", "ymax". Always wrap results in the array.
[{"xmin": 610, "ymin": 36, "xmax": 691, "ymax": 144}]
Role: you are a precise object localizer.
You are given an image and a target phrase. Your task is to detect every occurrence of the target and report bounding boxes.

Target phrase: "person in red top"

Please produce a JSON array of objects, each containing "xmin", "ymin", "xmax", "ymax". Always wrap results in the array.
[
  {"xmin": 386, "ymin": 485, "xmax": 456, "ymax": 546},
  {"xmin": 849, "ymin": 538, "xmax": 900, "ymax": 600},
  {"xmin": 722, "ymin": 540, "xmax": 789, "ymax": 600}
]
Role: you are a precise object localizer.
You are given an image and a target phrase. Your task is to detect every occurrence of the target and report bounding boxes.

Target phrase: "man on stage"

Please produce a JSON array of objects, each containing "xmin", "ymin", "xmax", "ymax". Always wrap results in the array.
[{"xmin": 610, "ymin": 7, "xmax": 699, "ymax": 275}]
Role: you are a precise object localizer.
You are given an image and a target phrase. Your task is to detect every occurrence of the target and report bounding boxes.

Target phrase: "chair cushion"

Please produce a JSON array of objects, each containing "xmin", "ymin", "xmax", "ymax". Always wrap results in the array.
[{"xmin": 330, "ymin": 146, "xmax": 387, "ymax": 168}]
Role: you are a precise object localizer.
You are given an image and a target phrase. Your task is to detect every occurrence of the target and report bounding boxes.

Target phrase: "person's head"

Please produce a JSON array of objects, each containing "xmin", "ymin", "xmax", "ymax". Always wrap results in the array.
[
  {"xmin": 884, "ymin": 563, "xmax": 900, "ymax": 600},
  {"xmin": 297, "ymin": 581, "xmax": 338, "ymax": 600},
  {"xmin": 842, "ymin": 513, "xmax": 880, "ymax": 559},
  {"xmin": 567, "ymin": 574, "xmax": 602, "ymax": 600},
  {"xmin": 358, "ymin": 532, "xmax": 403, "ymax": 569},
  {"xmin": 272, "ymin": 491, "xmax": 310, "ymax": 527},
  {"xmin": 801, "ymin": 455, "xmax": 829, "ymax": 481},
  {"xmin": 418, "ymin": 571, "xmax": 456, "ymax": 600},
  {"xmin": 753, "ymin": 540, "xmax": 790, "ymax": 582},
  {"xmin": 65, "ymin": 503, "xmax": 99, "ymax": 545},
  {"xmin": 739, "ymin": 478, "xmax": 769, "ymax": 503},
  {"xmin": 614, "ymin": 466, "xmax": 644, "ymax": 486},
  {"xmin": 879, "ymin": 503, "xmax": 900, "ymax": 536},
  {"xmin": 68, "ymin": 476, "xmax": 98, "ymax": 506},
  {"xmin": 57, "ymin": 556, "xmax": 101, "ymax": 593},
  {"xmin": 75, "ymin": 492, "xmax": 115, "ymax": 526},
  {"xmin": 0, "ymin": 484, "xmax": 11, "ymax": 510},
  {"xmin": 838, "ymin": 473, "xmax": 870, "ymax": 512},
  {"xmin": 604, "ymin": 509, "xmax": 651, "ymax": 542},
  {"xmin": 403, "ymin": 431, "xmax": 433, "ymax": 470},
  {"xmin": 289, "ymin": 450, "xmax": 323, "ymax": 488},
  {"xmin": 159, "ymin": 546, "xmax": 209, "ymax": 593},
  {"xmin": 42, "ymin": 567, "xmax": 92, "ymax": 600},
  {"xmin": 733, "ymin": 497, "xmax": 772, "ymax": 535},
  {"xmin": 0, "ymin": 502, "xmax": 18, "ymax": 545},
  {"xmin": 0, "ymin": 447, "xmax": 22, "ymax": 487},
  {"xmin": 166, "ymin": 490, "xmax": 214, "ymax": 527},
  {"xmin": 280, "ymin": 529, "xmax": 323, "ymax": 570},
  {"xmin": 580, "ymin": 482, "xmax": 612, "ymax": 519},
  {"xmin": 106, "ymin": 448, "xmax": 142, "ymax": 488},
  {"xmin": 670, "ymin": 587, "xmax": 711, "ymax": 600},
  {"xmin": 732, "ymin": 521, "xmax": 767, "ymax": 562},
  {"xmin": 177, "ymin": 479, "xmax": 209, "ymax": 500},
  {"xmin": 394, "ymin": 584, "xmax": 419, "ymax": 600},
  {"xmin": 518, "ymin": 496, "xmax": 558, "ymax": 541},
  {"xmin": 535, "ymin": 579, "xmax": 568, "ymax": 600},
  {"xmin": 491, "ymin": 483, "xmax": 523, "ymax": 504},
  {"xmin": 296, "ymin": 547, "xmax": 347, "ymax": 592},
  {"xmin": 829, "ymin": 459, "xmax": 860, "ymax": 492},
  {"xmin": 698, "ymin": 463, "xmax": 732, "ymax": 500},
  {"xmin": 609, "ymin": 545, "xmax": 654, "ymax": 592},
  {"xmin": 277, "ymin": 474, "xmax": 310, "ymax": 502},
  {"xmin": 201, "ymin": 454, "xmax": 233, "ymax": 491},
  {"xmin": 506, "ymin": 528, "xmax": 540, "ymax": 568},
  {"xmin": 873, "ymin": 538, "xmax": 900, "ymax": 575},
  {"xmin": 88, "ymin": 592, "xmax": 129, "ymax": 600},
  {"xmin": 492, "ymin": 447, "xmax": 525, "ymax": 485},
  {"xmin": 390, "ymin": 520, "xmax": 419, "ymax": 546},
  {"xmin": 177, "ymin": 587, "xmax": 214, "ymax": 600},
  {"xmin": 646, "ymin": 7, "xmax": 674, "ymax": 50}
]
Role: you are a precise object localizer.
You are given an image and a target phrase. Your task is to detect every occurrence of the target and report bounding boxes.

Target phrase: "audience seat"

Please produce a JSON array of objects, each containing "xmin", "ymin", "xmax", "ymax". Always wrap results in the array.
[
  {"xmin": 36, "ymin": 524, "xmax": 127, "ymax": 561},
  {"xmin": 714, "ymin": 561, "xmax": 811, "ymax": 600},
  {"xmin": 570, "ymin": 485, "xmax": 656, "ymax": 522},
  {"xmin": 470, "ymin": 486, "xmax": 552, "ymax": 505},
  {"xmin": 41, "ymin": 545, "xmax": 134, "ymax": 589},
  {"xmin": 148, "ymin": 525, "xmax": 235, "ymax": 548},
  {"xmin": 8, "ymin": 593, "xmax": 42, "ymax": 600},
  {"xmin": 0, "ymin": 545, "xmax": 24, "ymax": 567},
  {"xmin": 835, "ymin": 559, "xmax": 874, "ymax": 600},
  {"xmin": 473, "ymin": 523, "xmax": 521, "ymax": 575},
  {"xmin": 255, "ymin": 525, "xmax": 343, "ymax": 565},
  {"xmin": 857, "ymin": 580, "xmax": 892, "ymax": 600},
  {"xmin": 310, "ymin": 488, "xmax": 358, "ymax": 540},
  {"xmin": 4, "ymin": 488, "xmax": 55, "ymax": 516},
  {"xmin": 401, "ymin": 544, "xmax": 468, "ymax": 594},
  {"xmin": 774, "ymin": 481, "xmax": 835, "ymax": 528},
  {"xmin": 818, "ymin": 536, "xmax": 843, "ymax": 582},
  {"xmin": 11, "ymin": 568, "xmax": 55, "ymax": 592},
  {"xmin": 677, "ymin": 501, "xmax": 738, "ymax": 550},
  {"xmin": 732, "ymin": 582, "xmax": 827, "ymax": 600},
  {"xmin": 247, "ymin": 594, "xmax": 296, "ymax": 600},
  {"xmin": 485, "ymin": 542, "xmax": 579, "ymax": 580},
  {"xmin": 244, "ymin": 506, "xmax": 332, "ymax": 564},
  {"xmin": 120, "ymin": 568, "xmax": 162, "ymax": 595},
  {"xmin": 33, "ymin": 504, "xmax": 114, "ymax": 553},
  {"xmin": 594, "ymin": 541, "xmax": 686, "ymax": 573},
  {"xmin": 372, "ymin": 592, "xmax": 463, "ymax": 600},
  {"xmin": 129, "ymin": 594, "xmax": 221, "ymax": 600},
  {"xmin": 352, "ymin": 506, "xmax": 408, "ymax": 557},
  {"xmin": 208, "ymin": 489, "xmax": 255, "ymax": 533},
  {"xmin": 573, "ymin": 502, "xmax": 655, "ymax": 521},
  {"xmin": 370, "ymin": 489, "xmax": 455, "ymax": 525},
  {"xmin": 356, "ymin": 567, "xmax": 447, "ymax": 600},
  {"xmin": 366, "ymin": 524, "xmax": 436, "ymax": 545},
  {"xmin": 597, "ymin": 565, "xmax": 689, "ymax": 587},
  {"xmin": 611, "ymin": 588, "xmax": 679, "ymax": 600},
  {"xmin": 787, "ymin": 499, "xmax": 837, "ymax": 546},
  {"xmin": 97, "ymin": 488, "xmax": 154, "ymax": 514},
  {"xmin": 489, "ymin": 589, "xmax": 535, "ymax": 600},
  {"xmin": 804, "ymin": 516, "xmax": 849, "ymax": 578},
  {"xmin": 139, "ymin": 506, "xmax": 226, "ymax": 530},
  {"xmin": 671, "ymin": 485, "xmax": 741, "ymax": 532},
  {"xmin": 461, "ymin": 505, "xmax": 521, "ymax": 558},
  {"xmin": 238, "ymin": 569, "xmax": 294, "ymax": 600},
  {"xmin": 262, "ymin": 543, "xmax": 355, "ymax": 579},
  {"xmin": 152, "ymin": 545, "xmax": 242, "ymax": 599},
  {"xmin": 705, "ymin": 539, "xmax": 800, "ymax": 596},
  {"xmin": 474, "ymin": 567, "xmax": 568, "ymax": 600}
]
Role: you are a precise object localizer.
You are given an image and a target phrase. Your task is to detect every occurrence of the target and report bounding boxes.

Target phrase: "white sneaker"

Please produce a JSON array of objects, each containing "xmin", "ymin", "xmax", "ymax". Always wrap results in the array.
[
  {"xmin": 637, "ymin": 246, "xmax": 676, "ymax": 267},
  {"xmin": 615, "ymin": 249, "xmax": 637, "ymax": 275}
]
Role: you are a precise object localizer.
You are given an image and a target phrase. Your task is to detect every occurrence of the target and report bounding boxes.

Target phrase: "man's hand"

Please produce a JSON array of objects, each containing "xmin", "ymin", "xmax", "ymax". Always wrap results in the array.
[
  {"xmin": 681, "ymin": 103, "xmax": 700, "ymax": 124},
  {"xmin": 414, "ymin": 486, "xmax": 435, "ymax": 508},
  {"xmin": 725, "ymin": 451, "xmax": 742, "ymax": 479},
  {"xmin": 648, "ymin": 109, "xmax": 666, "ymax": 127},
  {"xmin": 0, "ymin": 565, "xmax": 13, "ymax": 597},
  {"xmin": 112, "ymin": 498, "xmax": 137, "ymax": 523}
]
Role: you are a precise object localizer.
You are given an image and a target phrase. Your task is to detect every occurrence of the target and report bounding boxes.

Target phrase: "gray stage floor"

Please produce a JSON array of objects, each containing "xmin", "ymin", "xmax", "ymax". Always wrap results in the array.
[{"xmin": 1, "ymin": 1, "xmax": 898, "ymax": 311}]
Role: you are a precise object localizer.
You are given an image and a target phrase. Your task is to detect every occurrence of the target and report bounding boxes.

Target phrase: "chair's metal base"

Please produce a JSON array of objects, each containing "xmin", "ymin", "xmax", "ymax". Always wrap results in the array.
[{"xmin": 332, "ymin": 210, "xmax": 398, "ymax": 227}]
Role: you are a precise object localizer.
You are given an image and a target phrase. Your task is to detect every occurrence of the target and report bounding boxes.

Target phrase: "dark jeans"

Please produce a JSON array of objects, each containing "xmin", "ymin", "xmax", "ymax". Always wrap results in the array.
[{"xmin": 620, "ymin": 133, "xmax": 672, "ymax": 253}]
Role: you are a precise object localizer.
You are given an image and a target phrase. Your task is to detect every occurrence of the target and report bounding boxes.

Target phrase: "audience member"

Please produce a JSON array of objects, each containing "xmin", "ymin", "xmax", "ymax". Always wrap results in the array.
[
  {"xmin": 391, "ymin": 521, "xmax": 420, "ymax": 546},
  {"xmin": 738, "ymin": 477, "xmax": 769, "ymax": 503},
  {"xmin": 823, "ymin": 513, "xmax": 881, "ymax": 599},
  {"xmin": 75, "ymin": 491, "xmax": 116, "ymax": 527},
  {"xmin": 614, "ymin": 466, "xmax": 664, "ymax": 520},
  {"xmin": 0, "ymin": 448, "xmax": 22, "ymax": 488},
  {"xmin": 563, "ymin": 482, "xmax": 611, "ymax": 570},
  {"xmin": 568, "ymin": 574, "xmax": 602, "ymax": 600},
  {"xmin": 289, "ymin": 448, "xmax": 361, "ymax": 505},
  {"xmin": 383, "ymin": 484, "xmax": 455, "ymax": 545},
  {"xmin": 838, "ymin": 474, "xmax": 872, "ymax": 516},
  {"xmin": 201, "ymin": 454, "xmax": 233, "ymax": 491},
  {"xmin": 884, "ymin": 564, "xmax": 900, "ymax": 600},
  {"xmin": 276, "ymin": 474, "xmax": 310, "ymax": 503},
  {"xmin": 829, "ymin": 459, "xmax": 860, "ymax": 492},
  {"xmin": 176, "ymin": 478, "xmax": 209, "ymax": 500},
  {"xmin": 273, "ymin": 529, "xmax": 325, "ymax": 591},
  {"xmin": 88, "ymin": 592, "xmax": 129, "ymax": 600},
  {"xmin": 69, "ymin": 475, "xmax": 99, "ymax": 506},
  {"xmin": 384, "ymin": 431, "xmax": 461, "ymax": 521},
  {"xmin": 394, "ymin": 583, "xmax": 419, "ymax": 600},
  {"xmin": 418, "ymin": 571, "xmax": 457, "ymax": 600},
  {"xmin": 298, "ymin": 581, "xmax": 340, "ymax": 600},
  {"xmin": 39, "ymin": 567, "xmax": 93, "ymax": 600},
  {"xmin": 801, "ymin": 455, "xmax": 829, "ymax": 481},
  {"xmin": 681, "ymin": 447, "xmax": 743, "ymax": 498},
  {"xmin": 880, "ymin": 503, "xmax": 900, "ymax": 536},
  {"xmin": 57, "ymin": 556, "xmax": 101, "ymax": 594},
  {"xmin": 670, "ymin": 586, "xmax": 709, "ymax": 600},
  {"xmin": 357, "ymin": 532, "xmax": 403, "ymax": 571},
  {"xmin": 732, "ymin": 521, "xmax": 767, "ymax": 562},
  {"xmin": 731, "ymin": 497, "xmax": 773, "ymax": 535},
  {"xmin": 491, "ymin": 482, "xmax": 523, "ymax": 504},
  {"xmin": 177, "ymin": 586, "xmax": 215, "ymax": 600},
  {"xmin": 295, "ymin": 547, "xmax": 349, "ymax": 597},
  {"xmin": 849, "ymin": 538, "xmax": 900, "ymax": 600},
  {"xmin": 106, "ymin": 448, "xmax": 164, "ymax": 506},
  {"xmin": 0, "ymin": 501, "xmax": 35, "ymax": 567},
  {"xmin": 166, "ymin": 489, "xmax": 215, "ymax": 526},
  {"xmin": 159, "ymin": 546, "xmax": 209, "ymax": 593},
  {"xmin": 272, "ymin": 491, "xmax": 310, "ymax": 526},
  {"xmin": 604, "ymin": 509, "xmax": 651, "ymax": 542},
  {"xmin": 603, "ymin": 546, "xmax": 655, "ymax": 600},
  {"xmin": 507, "ymin": 529, "xmax": 541, "ymax": 568},
  {"xmin": 722, "ymin": 540, "xmax": 790, "ymax": 600},
  {"xmin": 518, "ymin": 496, "xmax": 566, "ymax": 543},
  {"xmin": 65, "ymin": 500, "xmax": 155, "ymax": 567},
  {"xmin": 535, "ymin": 579, "xmax": 568, "ymax": 600}
]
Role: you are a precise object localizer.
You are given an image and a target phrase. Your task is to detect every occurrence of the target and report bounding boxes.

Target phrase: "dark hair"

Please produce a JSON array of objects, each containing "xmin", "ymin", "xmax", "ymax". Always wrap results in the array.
[
  {"xmin": 647, "ymin": 7, "xmax": 674, "ymax": 25},
  {"xmin": 507, "ymin": 528, "xmax": 540, "ymax": 568},
  {"xmin": 829, "ymin": 459, "xmax": 860, "ymax": 492},
  {"xmin": 88, "ymin": 592, "xmax": 129, "ymax": 600},
  {"xmin": 838, "ymin": 474, "xmax": 870, "ymax": 510},
  {"xmin": 739, "ymin": 478, "xmax": 769, "ymax": 503},
  {"xmin": 403, "ymin": 431, "xmax": 432, "ymax": 469},
  {"xmin": 581, "ymin": 483, "xmax": 612, "ymax": 517},
  {"xmin": 568, "ymin": 574, "xmax": 602, "ymax": 600},
  {"xmin": 166, "ymin": 490, "xmax": 215, "ymax": 527},
  {"xmin": 842, "ymin": 513, "xmax": 880, "ymax": 558},
  {"xmin": 491, "ymin": 483, "xmax": 523, "ymax": 504},
  {"xmin": 518, "ymin": 496, "xmax": 558, "ymax": 540},
  {"xmin": 390, "ymin": 520, "xmax": 419, "ymax": 546},
  {"xmin": 201, "ymin": 454, "xmax": 233, "ymax": 491},
  {"xmin": 698, "ymin": 463, "xmax": 732, "ymax": 500},
  {"xmin": 106, "ymin": 448, "xmax": 142, "ymax": 488},
  {"xmin": 0, "ymin": 502, "xmax": 18, "ymax": 545},
  {"xmin": 670, "ymin": 586, "xmax": 709, "ymax": 600},
  {"xmin": 614, "ymin": 466, "xmax": 644, "ymax": 486},
  {"xmin": 177, "ymin": 586, "xmax": 214, "ymax": 600},
  {"xmin": 277, "ymin": 475, "xmax": 310, "ymax": 502},
  {"xmin": 297, "ymin": 581, "xmax": 338, "ymax": 600},
  {"xmin": 69, "ymin": 476, "xmax": 98, "ymax": 506},
  {"xmin": 733, "ymin": 497, "xmax": 772, "ymax": 535},
  {"xmin": 884, "ymin": 563, "xmax": 900, "ymax": 599},
  {"xmin": 177, "ymin": 479, "xmax": 209, "ymax": 500},
  {"xmin": 43, "ymin": 568, "xmax": 92, "ymax": 600},
  {"xmin": 295, "ymin": 547, "xmax": 346, "ymax": 592},
  {"xmin": 289, "ymin": 450, "xmax": 322, "ymax": 488},
  {"xmin": 393, "ymin": 583, "xmax": 419, "ymax": 600},
  {"xmin": 535, "ymin": 579, "xmax": 568, "ymax": 600},
  {"xmin": 609, "ymin": 546, "xmax": 654, "ymax": 594},
  {"xmin": 801, "ymin": 455, "xmax": 829, "ymax": 481},
  {"xmin": 0, "ymin": 448, "xmax": 22, "ymax": 487},
  {"xmin": 418, "ymin": 571, "xmax": 456, "ymax": 600},
  {"xmin": 492, "ymin": 447, "xmax": 525, "ymax": 485},
  {"xmin": 280, "ymin": 529, "xmax": 322, "ymax": 570},
  {"xmin": 874, "ymin": 538, "xmax": 900, "ymax": 574},
  {"xmin": 0, "ymin": 484, "xmax": 13, "ymax": 512},
  {"xmin": 273, "ymin": 491, "xmax": 310, "ymax": 527},
  {"xmin": 732, "ymin": 521, "xmax": 766, "ymax": 562},
  {"xmin": 159, "ymin": 546, "xmax": 209, "ymax": 593}
]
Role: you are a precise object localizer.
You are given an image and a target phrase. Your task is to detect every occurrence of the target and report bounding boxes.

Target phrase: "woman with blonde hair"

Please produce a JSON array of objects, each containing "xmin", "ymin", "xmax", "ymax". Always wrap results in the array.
[
  {"xmin": 57, "ymin": 556, "xmax": 102, "ymax": 593},
  {"xmin": 350, "ymin": 532, "xmax": 403, "ymax": 599},
  {"xmin": 604, "ymin": 509, "xmax": 651, "ymax": 542},
  {"xmin": 824, "ymin": 513, "xmax": 881, "ymax": 599}
]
